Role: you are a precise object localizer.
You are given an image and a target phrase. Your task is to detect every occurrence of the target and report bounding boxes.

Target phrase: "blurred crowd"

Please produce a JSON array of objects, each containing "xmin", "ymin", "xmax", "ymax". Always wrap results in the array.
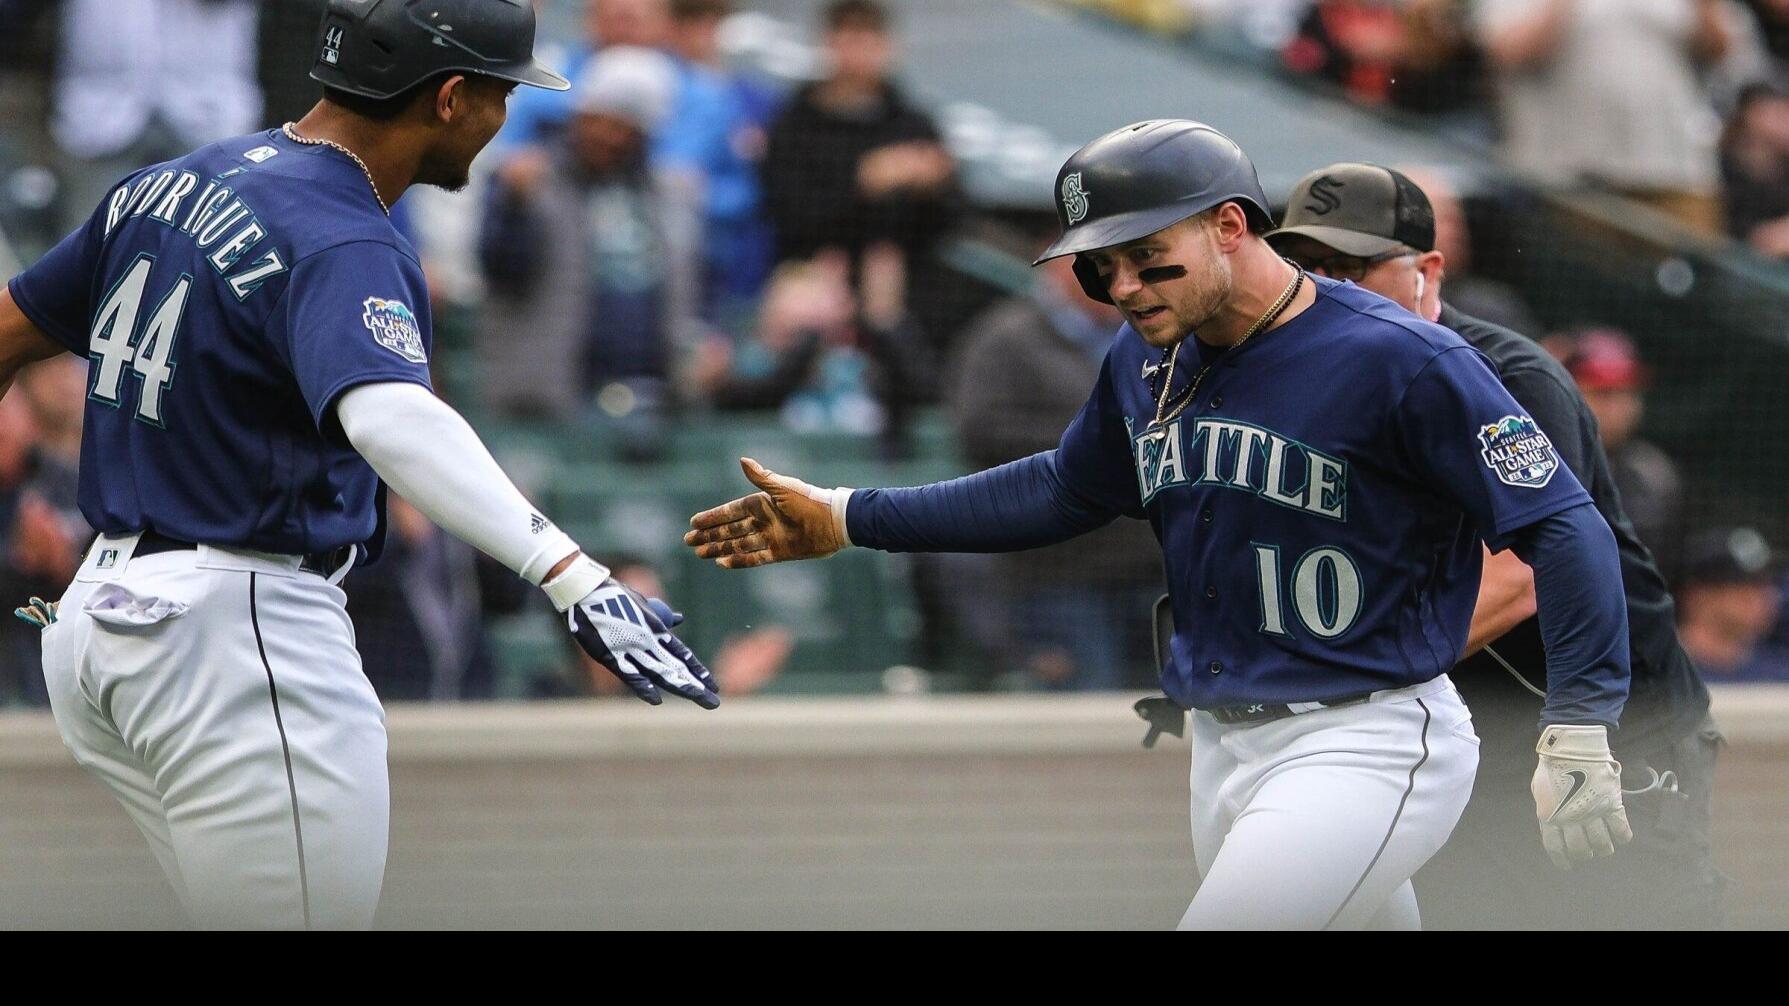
[
  {"xmin": 1171, "ymin": 0, "xmax": 1789, "ymax": 257},
  {"xmin": 1, "ymin": 0, "xmax": 1787, "ymax": 706}
]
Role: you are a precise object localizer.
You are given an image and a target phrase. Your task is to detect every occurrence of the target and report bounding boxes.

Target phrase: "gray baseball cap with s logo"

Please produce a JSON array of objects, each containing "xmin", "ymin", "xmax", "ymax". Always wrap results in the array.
[{"xmin": 1266, "ymin": 163, "xmax": 1436, "ymax": 257}]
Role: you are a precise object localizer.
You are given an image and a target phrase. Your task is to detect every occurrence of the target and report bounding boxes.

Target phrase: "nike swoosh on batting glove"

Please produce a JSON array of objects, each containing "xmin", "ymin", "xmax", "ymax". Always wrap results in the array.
[
  {"xmin": 1532, "ymin": 723, "xmax": 1633, "ymax": 870},
  {"xmin": 568, "ymin": 580, "xmax": 720, "ymax": 709}
]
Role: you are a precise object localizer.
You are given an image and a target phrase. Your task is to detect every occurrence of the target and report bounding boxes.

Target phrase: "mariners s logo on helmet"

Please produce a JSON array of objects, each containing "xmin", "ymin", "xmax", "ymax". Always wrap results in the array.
[
  {"xmin": 1477, "ymin": 415, "xmax": 1559, "ymax": 488},
  {"xmin": 1061, "ymin": 172, "xmax": 1090, "ymax": 225}
]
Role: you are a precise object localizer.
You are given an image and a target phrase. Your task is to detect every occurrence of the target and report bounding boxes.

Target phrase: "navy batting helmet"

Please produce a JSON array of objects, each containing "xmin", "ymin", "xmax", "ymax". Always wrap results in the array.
[
  {"xmin": 310, "ymin": 0, "xmax": 570, "ymax": 101},
  {"xmin": 1034, "ymin": 120, "xmax": 1273, "ymax": 304}
]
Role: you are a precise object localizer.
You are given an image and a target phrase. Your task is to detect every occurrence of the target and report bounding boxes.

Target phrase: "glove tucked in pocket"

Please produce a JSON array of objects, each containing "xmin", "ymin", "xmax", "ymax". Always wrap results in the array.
[
  {"xmin": 13, "ymin": 596, "xmax": 58, "ymax": 630},
  {"xmin": 82, "ymin": 582, "xmax": 190, "ymax": 628}
]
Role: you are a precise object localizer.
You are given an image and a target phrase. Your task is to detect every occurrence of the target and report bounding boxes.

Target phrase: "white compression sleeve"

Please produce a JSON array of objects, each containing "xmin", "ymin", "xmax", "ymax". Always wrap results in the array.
[{"xmin": 335, "ymin": 382, "xmax": 605, "ymax": 599}]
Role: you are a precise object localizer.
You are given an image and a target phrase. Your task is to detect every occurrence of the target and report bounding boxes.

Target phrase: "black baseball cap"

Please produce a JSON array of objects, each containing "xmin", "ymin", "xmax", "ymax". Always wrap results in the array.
[
  {"xmin": 311, "ymin": 0, "xmax": 570, "ymax": 101},
  {"xmin": 1681, "ymin": 527, "xmax": 1776, "ymax": 587},
  {"xmin": 1266, "ymin": 163, "xmax": 1435, "ymax": 257}
]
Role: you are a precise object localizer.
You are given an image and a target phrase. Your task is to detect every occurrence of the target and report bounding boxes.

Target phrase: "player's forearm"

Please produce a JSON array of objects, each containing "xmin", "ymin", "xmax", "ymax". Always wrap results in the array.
[
  {"xmin": 1509, "ymin": 501, "xmax": 1630, "ymax": 728},
  {"xmin": 845, "ymin": 450, "xmax": 1117, "ymax": 553},
  {"xmin": 1463, "ymin": 545, "xmax": 1537, "ymax": 657},
  {"xmin": 335, "ymin": 381, "xmax": 601, "ymax": 598}
]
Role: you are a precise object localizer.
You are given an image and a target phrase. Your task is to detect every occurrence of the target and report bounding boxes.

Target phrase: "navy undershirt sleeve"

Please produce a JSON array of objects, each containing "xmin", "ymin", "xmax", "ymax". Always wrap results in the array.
[
  {"xmin": 1508, "ymin": 501, "xmax": 1631, "ymax": 728},
  {"xmin": 846, "ymin": 344, "xmax": 1141, "ymax": 552},
  {"xmin": 846, "ymin": 449, "xmax": 1119, "ymax": 552}
]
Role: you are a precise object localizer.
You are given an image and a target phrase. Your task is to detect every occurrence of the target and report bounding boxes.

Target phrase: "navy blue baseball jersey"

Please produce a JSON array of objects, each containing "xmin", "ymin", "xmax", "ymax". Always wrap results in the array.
[
  {"xmin": 851, "ymin": 276, "xmax": 1599, "ymax": 710},
  {"xmin": 7, "ymin": 129, "xmax": 433, "ymax": 557}
]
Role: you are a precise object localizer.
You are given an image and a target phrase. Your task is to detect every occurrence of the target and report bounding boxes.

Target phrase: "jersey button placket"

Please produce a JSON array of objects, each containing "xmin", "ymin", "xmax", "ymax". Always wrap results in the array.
[
  {"xmin": 1208, "ymin": 661, "xmax": 1222, "ymax": 675},
  {"xmin": 1205, "ymin": 586, "xmax": 1218, "ymax": 600},
  {"xmin": 1200, "ymin": 509, "xmax": 1213, "ymax": 523}
]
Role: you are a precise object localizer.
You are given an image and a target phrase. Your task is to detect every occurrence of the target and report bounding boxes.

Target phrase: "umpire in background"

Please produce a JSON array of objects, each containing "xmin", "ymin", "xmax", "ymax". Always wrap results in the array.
[{"xmin": 1267, "ymin": 164, "xmax": 1723, "ymax": 929}]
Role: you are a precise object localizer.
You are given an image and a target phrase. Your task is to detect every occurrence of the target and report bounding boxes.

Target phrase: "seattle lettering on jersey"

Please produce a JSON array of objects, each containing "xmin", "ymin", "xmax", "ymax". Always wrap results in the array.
[
  {"xmin": 1130, "ymin": 417, "xmax": 1348, "ymax": 521},
  {"xmin": 102, "ymin": 168, "xmax": 290, "ymax": 300}
]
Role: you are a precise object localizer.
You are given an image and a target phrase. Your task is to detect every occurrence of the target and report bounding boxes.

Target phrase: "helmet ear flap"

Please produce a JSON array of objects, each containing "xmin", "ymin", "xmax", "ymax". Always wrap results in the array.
[{"xmin": 1072, "ymin": 255, "xmax": 1114, "ymax": 304}]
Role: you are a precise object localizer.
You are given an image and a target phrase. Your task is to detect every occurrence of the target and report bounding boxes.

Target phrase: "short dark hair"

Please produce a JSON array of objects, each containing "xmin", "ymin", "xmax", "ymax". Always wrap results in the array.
[
  {"xmin": 671, "ymin": 0, "xmax": 732, "ymax": 20},
  {"xmin": 824, "ymin": 0, "xmax": 889, "ymax": 33},
  {"xmin": 321, "ymin": 71, "xmax": 455, "ymax": 122}
]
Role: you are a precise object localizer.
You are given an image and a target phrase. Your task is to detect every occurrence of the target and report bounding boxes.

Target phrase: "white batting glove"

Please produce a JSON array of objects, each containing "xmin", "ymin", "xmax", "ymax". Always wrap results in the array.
[{"xmin": 1531, "ymin": 724, "xmax": 1633, "ymax": 870}]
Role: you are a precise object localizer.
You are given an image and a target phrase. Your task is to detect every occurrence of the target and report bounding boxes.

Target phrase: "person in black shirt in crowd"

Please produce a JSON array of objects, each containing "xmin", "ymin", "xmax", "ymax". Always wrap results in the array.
[
  {"xmin": 1269, "ymin": 163, "xmax": 1722, "ymax": 929},
  {"xmin": 762, "ymin": 0, "xmax": 958, "ymax": 270}
]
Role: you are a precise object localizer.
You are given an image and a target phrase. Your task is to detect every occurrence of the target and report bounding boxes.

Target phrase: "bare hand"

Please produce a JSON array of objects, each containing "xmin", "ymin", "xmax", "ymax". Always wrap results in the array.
[{"xmin": 684, "ymin": 458, "xmax": 845, "ymax": 568}]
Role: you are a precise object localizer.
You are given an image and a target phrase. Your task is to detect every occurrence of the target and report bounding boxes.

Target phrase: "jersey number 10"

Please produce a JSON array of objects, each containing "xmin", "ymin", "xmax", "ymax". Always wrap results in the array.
[
  {"xmin": 1253, "ymin": 544, "xmax": 1363, "ymax": 639},
  {"xmin": 88, "ymin": 254, "xmax": 187, "ymax": 427}
]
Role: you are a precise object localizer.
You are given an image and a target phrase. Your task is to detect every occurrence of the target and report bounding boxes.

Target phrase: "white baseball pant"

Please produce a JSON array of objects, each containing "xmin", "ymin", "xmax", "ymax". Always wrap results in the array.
[
  {"xmin": 1181, "ymin": 675, "xmax": 1479, "ymax": 930},
  {"xmin": 40, "ymin": 532, "xmax": 388, "ymax": 929}
]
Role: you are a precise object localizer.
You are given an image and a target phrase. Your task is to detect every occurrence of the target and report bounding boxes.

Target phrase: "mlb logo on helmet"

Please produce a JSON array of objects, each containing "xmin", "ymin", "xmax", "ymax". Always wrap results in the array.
[
  {"xmin": 322, "ymin": 24, "xmax": 345, "ymax": 65},
  {"xmin": 1477, "ymin": 415, "xmax": 1559, "ymax": 489}
]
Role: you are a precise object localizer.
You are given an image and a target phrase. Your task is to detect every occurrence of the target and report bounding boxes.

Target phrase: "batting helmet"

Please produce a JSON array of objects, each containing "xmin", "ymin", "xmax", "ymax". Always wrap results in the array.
[
  {"xmin": 1034, "ymin": 119, "xmax": 1274, "ymax": 304},
  {"xmin": 310, "ymin": 0, "xmax": 570, "ymax": 101}
]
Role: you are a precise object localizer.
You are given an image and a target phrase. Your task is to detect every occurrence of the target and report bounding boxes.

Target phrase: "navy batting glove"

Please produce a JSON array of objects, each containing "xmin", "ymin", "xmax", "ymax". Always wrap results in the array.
[{"xmin": 568, "ymin": 581, "xmax": 720, "ymax": 709}]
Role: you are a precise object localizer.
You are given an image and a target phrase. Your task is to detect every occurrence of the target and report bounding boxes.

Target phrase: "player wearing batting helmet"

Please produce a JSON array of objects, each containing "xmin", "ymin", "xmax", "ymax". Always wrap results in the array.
[
  {"xmin": 1269, "ymin": 163, "xmax": 1723, "ymax": 928},
  {"xmin": 685, "ymin": 119, "xmax": 1635, "ymax": 929},
  {"xmin": 0, "ymin": 0, "xmax": 717, "ymax": 930}
]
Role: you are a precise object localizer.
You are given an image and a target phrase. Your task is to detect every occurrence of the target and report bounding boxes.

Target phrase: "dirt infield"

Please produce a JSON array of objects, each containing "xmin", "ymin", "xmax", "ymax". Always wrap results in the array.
[{"xmin": 1, "ymin": 696, "xmax": 1782, "ymax": 929}]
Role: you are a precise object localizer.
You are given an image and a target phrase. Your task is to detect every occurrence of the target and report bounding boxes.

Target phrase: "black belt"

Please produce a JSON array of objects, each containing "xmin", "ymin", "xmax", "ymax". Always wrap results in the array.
[
  {"xmin": 1204, "ymin": 692, "xmax": 1376, "ymax": 725},
  {"xmin": 123, "ymin": 531, "xmax": 356, "ymax": 577}
]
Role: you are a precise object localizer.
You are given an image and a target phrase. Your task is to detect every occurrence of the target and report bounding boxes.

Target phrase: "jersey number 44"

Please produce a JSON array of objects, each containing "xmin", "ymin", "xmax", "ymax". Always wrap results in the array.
[{"xmin": 87, "ymin": 254, "xmax": 187, "ymax": 428}]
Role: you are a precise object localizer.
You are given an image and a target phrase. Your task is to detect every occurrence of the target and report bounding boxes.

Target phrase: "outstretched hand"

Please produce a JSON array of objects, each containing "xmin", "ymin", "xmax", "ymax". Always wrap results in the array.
[{"xmin": 684, "ymin": 458, "xmax": 847, "ymax": 568}]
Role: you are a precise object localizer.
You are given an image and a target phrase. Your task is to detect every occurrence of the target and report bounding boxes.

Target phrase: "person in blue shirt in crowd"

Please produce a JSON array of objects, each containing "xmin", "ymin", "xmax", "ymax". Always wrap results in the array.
[{"xmin": 662, "ymin": 0, "xmax": 778, "ymax": 323}]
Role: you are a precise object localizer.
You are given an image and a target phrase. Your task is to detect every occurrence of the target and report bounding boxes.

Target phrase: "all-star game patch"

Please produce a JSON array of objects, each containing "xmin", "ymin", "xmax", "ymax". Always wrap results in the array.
[
  {"xmin": 1477, "ymin": 415, "xmax": 1559, "ymax": 488},
  {"xmin": 362, "ymin": 297, "xmax": 427, "ymax": 364}
]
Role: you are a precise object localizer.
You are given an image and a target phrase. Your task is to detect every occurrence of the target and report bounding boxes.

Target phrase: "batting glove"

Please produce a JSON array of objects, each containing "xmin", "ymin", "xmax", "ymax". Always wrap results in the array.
[
  {"xmin": 684, "ymin": 457, "xmax": 850, "ymax": 568},
  {"xmin": 544, "ymin": 556, "xmax": 719, "ymax": 709},
  {"xmin": 12, "ymin": 596, "xmax": 56, "ymax": 630},
  {"xmin": 1532, "ymin": 724, "xmax": 1633, "ymax": 870}
]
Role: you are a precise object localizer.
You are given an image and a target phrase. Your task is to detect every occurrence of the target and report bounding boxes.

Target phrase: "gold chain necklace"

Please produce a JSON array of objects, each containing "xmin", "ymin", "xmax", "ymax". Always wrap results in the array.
[
  {"xmin": 281, "ymin": 123, "xmax": 389, "ymax": 215},
  {"xmin": 1143, "ymin": 263, "xmax": 1305, "ymax": 441}
]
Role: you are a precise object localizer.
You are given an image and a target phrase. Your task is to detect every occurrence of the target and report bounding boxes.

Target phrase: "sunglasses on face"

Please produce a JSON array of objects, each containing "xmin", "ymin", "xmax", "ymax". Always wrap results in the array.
[{"xmin": 1285, "ymin": 247, "xmax": 1416, "ymax": 282}]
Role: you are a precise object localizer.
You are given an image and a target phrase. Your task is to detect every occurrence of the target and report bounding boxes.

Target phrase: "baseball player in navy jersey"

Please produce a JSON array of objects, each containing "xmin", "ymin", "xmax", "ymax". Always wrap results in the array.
[
  {"xmin": 685, "ymin": 120, "xmax": 1635, "ymax": 930},
  {"xmin": 1267, "ymin": 163, "xmax": 1723, "ymax": 928},
  {"xmin": 0, "ymin": 0, "xmax": 717, "ymax": 930}
]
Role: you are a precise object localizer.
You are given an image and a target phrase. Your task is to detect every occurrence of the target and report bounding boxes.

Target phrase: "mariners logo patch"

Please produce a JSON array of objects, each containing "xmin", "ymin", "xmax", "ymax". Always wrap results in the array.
[
  {"xmin": 1478, "ymin": 415, "xmax": 1558, "ymax": 488},
  {"xmin": 362, "ymin": 297, "xmax": 427, "ymax": 364},
  {"xmin": 1061, "ymin": 172, "xmax": 1089, "ymax": 225}
]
